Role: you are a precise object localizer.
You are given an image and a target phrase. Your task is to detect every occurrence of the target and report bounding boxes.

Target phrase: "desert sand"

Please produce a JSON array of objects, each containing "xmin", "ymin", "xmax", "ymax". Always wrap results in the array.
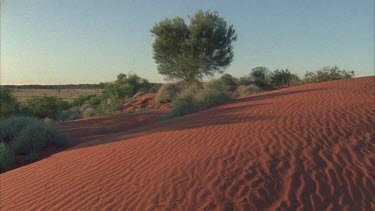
[{"xmin": 1, "ymin": 77, "xmax": 374, "ymax": 210}]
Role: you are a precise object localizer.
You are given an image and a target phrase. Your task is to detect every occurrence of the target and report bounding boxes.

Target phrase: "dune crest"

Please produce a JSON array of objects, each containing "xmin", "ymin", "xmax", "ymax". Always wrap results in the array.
[{"xmin": 1, "ymin": 77, "xmax": 374, "ymax": 210}]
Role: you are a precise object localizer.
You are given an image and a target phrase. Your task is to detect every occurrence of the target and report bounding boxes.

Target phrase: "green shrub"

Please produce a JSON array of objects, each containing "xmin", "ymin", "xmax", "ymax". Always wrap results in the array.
[
  {"xmin": 168, "ymin": 84, "xmax": 201, "ymax": 117},
  {"xmin": 21, "ymin": 96, "xmax": 71, "ymax": 119},
  {"xmin": 270, "ymin": 68, "xmax": 294, "ymax": 87},
  {"xmin": 167, "ymin": 79, "xmax": 230, "ymax": 118},
  {"xmin": 0, "ymin": 116, "xmax": 41, "ymax": 143},
  {"xmin": 220, "ymin": 73, "xmax": 238, "ymax": 90},
  {"xmin": 304, "ymin": 66, "xmax": 354, "ymax": 84},
  {"xmin": 82, "ymin": 107, "xmax": 98, "ymax": 118},
  {"xmin": 250, "ymin": 67, "xmax": 270, "ymax": 86},
  {"xmin": 0, "ymin": 87, "xmax": 20, "ymax": 118},
  {"xmin": 12, "ymin": 123, "xmax": 49, "ymax": 154},
  {"xmin": 58, "ymin": 110, "xmax": 82, "ymax": 121},
  {"xmin": 102, "ymin": 73, "xmax": 153, "ymax": 99},
  {"xmin": 233, "ymin": 84, "xmax": 262, "ymax": 98},
  {"xmin": 96, "ymin": 98, "xmax": 123, "ymax": 115},
  {"xmin": 0, "ymin": 143, "xmax": 15, "ymax": 173},
  {"xmin": 0, "ymin": 116, "xmax": 71, "ymax": 155},
  {"xmin": 71, "ymin": 94, "xmax": 99, "ymax": 107},
  {"xmin": 238, "ymin": 76, "xmax": 253, "ymax": 86},
  {"xmin": 155, "ymin": 82, "xmax": 186, "ymax": 103},
  {"xmin": 49, "ymin": 130, "xmax": 71, "ymax": 147},
  {"xmin": 196, "ymin": 79, "xmax": 231, "ymax": 107}
]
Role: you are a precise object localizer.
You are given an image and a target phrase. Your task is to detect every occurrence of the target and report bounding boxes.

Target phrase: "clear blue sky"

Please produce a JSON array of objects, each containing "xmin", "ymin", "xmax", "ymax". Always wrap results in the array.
[{"xmin": 1, "ymin": 0, "xmax": 374, "ymax": 85}]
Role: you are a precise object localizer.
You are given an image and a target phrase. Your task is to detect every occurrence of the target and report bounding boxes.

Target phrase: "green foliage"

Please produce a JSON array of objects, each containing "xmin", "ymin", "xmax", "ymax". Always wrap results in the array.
[
  {"xmin": 233, "ymin": 85, "xmax": 263, "ymax": 98},
  {"xmin": 103, "ymin": 73, "xmax": 152, "ymax": 100},
  {"xmin": 250, "ymin": 67, "xmax": 270, "ymax": 86},
  {"xmin": 0, "ymin": 87, "xmax": 20, "ymax": 118},
  {"xmin": 168, "ymin": 79, "xmax": 230, "ymax": 117},
  {"xmin": 0, "ymin": 116, "xmax": 71, "ymax": 157},
  {"xmin": 304, "ymin": 66, "xmax": 354, "ymax": 84},
  {"xmin": 58, "ymin": 110, "xmax": 82, "ymax": 121},
  {"xmin": 82, "ymin": 107, "xmax": 98, "ymax": 118},
  {"xmin": 151, "ymin": 10, "xmax": 237, "ymax": 82},
  {"xmin": 270, "ymin": 69, "xmax": 294, "ymax": 87},
  {"xmin": 71, "ymin": 94, "xmax": 99, "ymax": 107},
  {"xmin": 0, "ymin": 142, "xmax": 15, "ymax": 173},
  {"xmin": 96, "ymin": 98, "xmax": 123, "ymax": 116},
  {"xmin": 155, "ymin": 82, "xmax": 187, "ymax": 103},
  {"xmin": 22, "ymin": 96, "xmax": 71, "ymax": 119},
  {"xmin": 220, "ymin": 73, "xmax": 238, "ymax": 90},
  {"xmin": 0, "ymin": 116, "xmax": 41, "ymax": 143},
  {"xmin": 238, "ymin": 76, "xmax": 253, "ymax": 86}
]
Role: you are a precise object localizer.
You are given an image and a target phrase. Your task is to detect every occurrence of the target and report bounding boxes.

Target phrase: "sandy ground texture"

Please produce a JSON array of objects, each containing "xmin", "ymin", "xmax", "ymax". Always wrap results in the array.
[{"xmin": 1, "ymin": 77, "xmax": 374, "ymax": 210}]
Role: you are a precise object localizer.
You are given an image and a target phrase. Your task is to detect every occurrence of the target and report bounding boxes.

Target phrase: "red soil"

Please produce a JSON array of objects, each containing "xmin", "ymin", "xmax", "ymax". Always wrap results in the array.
[{"xmin": 1, "ymin": 77, "xmax": 374, "ymax": 210}]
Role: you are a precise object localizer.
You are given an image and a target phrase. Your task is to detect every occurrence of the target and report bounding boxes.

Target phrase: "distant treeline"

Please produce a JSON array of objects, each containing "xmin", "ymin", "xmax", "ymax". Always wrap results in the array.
[{"xmin": 3, "ymin": 83, "xmax": 109, "ymax": 89}]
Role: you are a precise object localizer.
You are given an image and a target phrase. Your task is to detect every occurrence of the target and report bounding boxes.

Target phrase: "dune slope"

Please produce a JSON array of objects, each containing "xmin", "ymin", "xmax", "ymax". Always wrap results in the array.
[{"xmin": 1, "ymin": 77, "xmax": 374, "ymax": 210}]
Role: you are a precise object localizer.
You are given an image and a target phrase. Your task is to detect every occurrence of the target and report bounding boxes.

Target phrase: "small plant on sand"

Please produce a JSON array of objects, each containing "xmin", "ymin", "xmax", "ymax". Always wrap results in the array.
[{"xmin": 167, "ymin": 79, "xmax": 230, "ymax": 118}]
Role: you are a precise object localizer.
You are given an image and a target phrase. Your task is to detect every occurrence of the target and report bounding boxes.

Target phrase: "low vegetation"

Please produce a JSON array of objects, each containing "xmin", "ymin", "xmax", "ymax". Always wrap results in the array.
[
  {"xmin": 155, "ymin": 82, "xmax": 187, "ymax": 103},
  {"xmin": 167, "ymin": 79, "xmax": 231, "ymax": 118},
  {"xmin": 0, "ymin": 116, "xmax": 71, "ymax": 173},
  {"xmin": 304, "ymin": 66, "xmax": 354, "ymax": 84}
]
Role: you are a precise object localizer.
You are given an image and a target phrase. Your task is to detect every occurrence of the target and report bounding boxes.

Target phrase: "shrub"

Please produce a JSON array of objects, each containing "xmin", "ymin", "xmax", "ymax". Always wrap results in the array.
[
  {"xmin": 71, "ymin": 94, "xmax": 98, "ymax": 107},
  {"xmin": 168, "ymin": 84, "xmax": 201, "ymax": 117},
  {"xmin": 82, "ymin": 107, "xmax": 98, "ymax": 118},
  {"xmin": 238, "ymin": 76, "xmax": 253, "ymax": 86},
  {"xmin": 270, "ymin": 68, "xmax": 293, "ymax": 87},
  {"xmin": 0, "ymin": 143, "xmax": 15, "ymax": 173},
  {"xmin": 155, "ymin": 82, "xmax": 186, "ymax": 103},
  {"xmin": 0, "ymin": 116, "xmax": 41, "ymax": 143},
  {"xmin": 96, "ymin": 98, "xmax": 123, "ymax": 115},
  {"xmin": 196, "ymin": 79, "xmax": 231, "ymax": 107},
  {"xmin": 0, "ymin": 87, "xmax": 20, "ymax": 118},
  {"xmin": 304, "ymin": 66, "xmax": 354, "ymax": 84},
  {"xmin": 250, "ymin": 67, "xmax": 270, "ymax": 86},
  {"xmin": 220, "ymin": 73, "xmax": 238, "ymax": 91},
  {"xmin": 58, "ymin": 110, "xmax": 82, "ymax": 121},
  {"xmin": 167, "ymin": 79, "xmax": 230, "ymax": 118},
  {"xmin": 0, "ymin": 116, "xmax": 71, "ymax": 157},
  {"xmin": 102, "ymin": 73, "xmax": 153, "ymax": 100},
  {"xmin": 233, "ymin": 84, "xmax": 262, "ymax": 98},
  {"xmin": 21, "ymin": 96, "xmax": 71, "ymax": 119},
  {"xmin": 12, "ymin": 123, "xmax": 50, "ymax": 154}
]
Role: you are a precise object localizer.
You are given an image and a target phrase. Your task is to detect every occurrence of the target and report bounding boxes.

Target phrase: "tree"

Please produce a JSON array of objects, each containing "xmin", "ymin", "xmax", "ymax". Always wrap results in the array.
[
  {"xmin": 250, "ymin": 67, "xmax": 270, "ymax": 86},
  {"xmin": 271, "ymin": 69, "xmax": 293, "ymax": 87},
  {"xmin": 151, "ymin": 10, "xmax": 237, "ymax": 82}
]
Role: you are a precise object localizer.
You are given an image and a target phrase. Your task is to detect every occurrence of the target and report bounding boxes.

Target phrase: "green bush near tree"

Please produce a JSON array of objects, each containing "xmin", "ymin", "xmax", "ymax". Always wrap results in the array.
[{"xmin": 167, "ymin": 79, "xmax": 230, "ymax": 118}]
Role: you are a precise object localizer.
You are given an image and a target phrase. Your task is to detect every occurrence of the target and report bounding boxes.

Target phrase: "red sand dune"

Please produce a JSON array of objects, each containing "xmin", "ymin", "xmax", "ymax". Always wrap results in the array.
[{"xmin": 1, "ymin": 77, "xmax": 374, "ymax": 210}]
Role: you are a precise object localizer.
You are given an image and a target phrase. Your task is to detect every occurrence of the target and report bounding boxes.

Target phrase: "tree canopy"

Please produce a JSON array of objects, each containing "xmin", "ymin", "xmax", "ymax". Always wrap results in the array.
[{"xmin": 151, "ymin": 10, "xmax": 237, "ymax": 82}]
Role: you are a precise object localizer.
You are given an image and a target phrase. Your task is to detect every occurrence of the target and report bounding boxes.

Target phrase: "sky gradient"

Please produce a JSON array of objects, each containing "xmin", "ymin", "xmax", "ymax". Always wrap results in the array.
[{"xmin": 1, "ymin": 0, "xmax": 374, "ymax": 85}]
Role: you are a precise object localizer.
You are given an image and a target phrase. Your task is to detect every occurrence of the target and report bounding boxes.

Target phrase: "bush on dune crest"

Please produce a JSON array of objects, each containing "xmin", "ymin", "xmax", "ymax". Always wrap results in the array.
[
  {"xmin": 167, "ymin": 79, "xmax": 230, "ymax": 118},
  {"xmin": 0, "ymin": 116, "xmax": 71, "ymax": 173},
  {"xmin": 233, "ymin": 84, "xmax": 262, "ymax": 98},
  {"xmin": 155, "ymin": 82, "xmax": 187, "ymax": 103}
]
